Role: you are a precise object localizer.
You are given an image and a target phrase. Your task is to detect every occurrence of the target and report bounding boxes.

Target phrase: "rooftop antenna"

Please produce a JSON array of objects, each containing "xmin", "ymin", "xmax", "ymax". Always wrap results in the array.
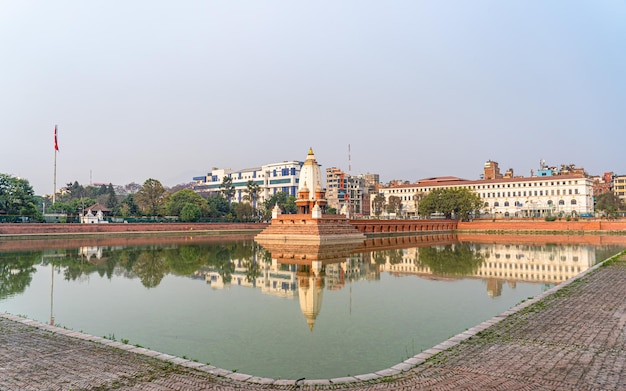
[
  {"xmin": 347, "ymin": 144, "xmax": 352, "ymax": 217},
  {"xmin": 348, "ymin": 143, "xmax": 351, "ymax": 173}
]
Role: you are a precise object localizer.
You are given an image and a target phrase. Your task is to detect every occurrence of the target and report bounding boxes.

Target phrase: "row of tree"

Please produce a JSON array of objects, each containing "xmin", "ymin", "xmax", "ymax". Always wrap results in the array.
[
  {"xmin": 52, "ymin": 177, "xmax": 301, "ymax": 222},
  {"xmin": 0, "ymin": 173, "xmax": 301, "ymax": 223}
]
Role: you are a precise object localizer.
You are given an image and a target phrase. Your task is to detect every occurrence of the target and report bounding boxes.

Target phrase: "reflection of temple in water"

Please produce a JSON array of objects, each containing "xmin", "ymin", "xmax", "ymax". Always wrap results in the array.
[
  {"xmin": 201, "ymin": 239, "xmax": 378, "ymax": 330},
  {"xmin": 380, "ymin": 243, "xmax": 596, "ymax": 297}
]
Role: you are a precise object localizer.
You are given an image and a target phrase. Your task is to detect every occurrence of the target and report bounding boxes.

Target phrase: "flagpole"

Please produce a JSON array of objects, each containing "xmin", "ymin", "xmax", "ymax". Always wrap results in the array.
[{"xmin": 53, "ymin": 125, "xmax": 58, "ymax": 204}]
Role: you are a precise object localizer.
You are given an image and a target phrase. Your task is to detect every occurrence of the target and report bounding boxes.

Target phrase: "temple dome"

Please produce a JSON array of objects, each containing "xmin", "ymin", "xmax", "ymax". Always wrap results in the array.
[{"xmin": 298, "ymin": 148, "xmax": 323, "ymax": 201}]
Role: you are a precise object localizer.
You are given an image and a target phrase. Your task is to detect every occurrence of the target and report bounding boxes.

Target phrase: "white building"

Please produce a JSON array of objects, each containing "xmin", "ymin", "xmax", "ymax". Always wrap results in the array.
[
  {"xmin": 376, "ymin": 173, "xmax": 595, "ymax": 218},
  {"xmin": 192, "ymin": 160, "xmax": 303, "ymax": 205}
]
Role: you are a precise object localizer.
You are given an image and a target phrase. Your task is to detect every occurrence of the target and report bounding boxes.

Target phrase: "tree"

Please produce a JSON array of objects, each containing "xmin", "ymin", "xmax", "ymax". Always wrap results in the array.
[
  {"xmin": 0, "ymin": 174, "xmax": 38, "ymax": 216},
  {"xmin": 413, "ymin": 192, "xmax": 426, "ymax": 215},
  {"xmin": 418, "ymin": 187, "xmax": 482, "ymax": 220},
  {"xmin": 105, "ymin": 183, "xmax": 118, "ymax": 212},
  {"xmin": 219, "ymin": 176, "xmax": 235, "ymax": 203},
  {"xmin": 262, "ymin": 192, "xmax": 297, "ymax": 219},
  {"xmin": 166, "ymin": 189, "xmax": 207, "ymax": 217},
  {"xmin": 135, "ymin": 179, "xmax": 167, "ymax": 216},
  {"xmin": 64, "ymin": 181, "xmax": 85, "ymax": 201},
  {"xmin": 242, "ymin": 180, "xmax": 261, "ymax": 220},
  {"xmin": 595, "ymin": 192, "xmax": 624, "ymax": 218},
  {"xmin": 206, "ymin": 194, "xmax": 232, "ymax": 218},
  {"xmin": 119, "ymin": 193, "xmax": 140, "ymax": 217},
  {"xmin": 243, "ymin": 180, "xmax": 261, "ymax": 206},
  {"xmin": 372, "ymin": 194, "xmax": 386, "ymax": 218},
  {"xmin": 180, "ymin": 203, "xmax": 202, "ymax": 222},
  {"xmin": 387, "ymin": 195, "xmax": 402, "ymax": 216},
  {"xmin": 234, "ymin": 202, "xmax": 255, "ymax": 222}
]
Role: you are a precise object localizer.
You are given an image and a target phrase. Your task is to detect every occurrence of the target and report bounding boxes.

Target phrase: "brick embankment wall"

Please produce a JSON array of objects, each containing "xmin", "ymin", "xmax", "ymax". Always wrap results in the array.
[
  {"xmin": 0, "ymin": 222, "xmax": 268, "ymax": 236},
  {"xmin": 0, "ymin": 233, "xmax": 260, "ymax": 252},
  {"xmin": 457, "ymin": 219, "xmax": 626, "ymax": 233}
]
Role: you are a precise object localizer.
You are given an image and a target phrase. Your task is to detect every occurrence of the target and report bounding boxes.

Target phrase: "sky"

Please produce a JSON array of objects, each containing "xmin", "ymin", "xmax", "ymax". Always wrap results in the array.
[{"xmin": 2, "ymin": 1, "xmax": 625, "ymax": 196}]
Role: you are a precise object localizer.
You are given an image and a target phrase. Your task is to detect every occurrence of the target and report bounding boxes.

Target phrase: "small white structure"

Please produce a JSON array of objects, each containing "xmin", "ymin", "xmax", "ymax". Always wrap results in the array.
[{"xmin": 81, "ymin": 208, "xmax": 108, "ymax": 224}]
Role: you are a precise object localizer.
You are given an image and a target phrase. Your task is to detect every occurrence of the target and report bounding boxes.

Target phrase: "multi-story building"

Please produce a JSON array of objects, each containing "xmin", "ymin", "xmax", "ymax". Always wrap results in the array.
[
  {"xmin": 376, "ymin": 161, "xmax": 595, "ymax": 218},
  {"xmin": 614, "ymin": 174, "xmax": 626, "ymax": 203},
  {"xmin": 591, "ymin": 172, "xmax": 614, "ymax": 199},
  {"xmin": 325, "ymin": 167, "xmax": 378, "ymax": 217},
  {"xmin": 192, "ymin": 160, "xmax": 304, "ymax": 205}
]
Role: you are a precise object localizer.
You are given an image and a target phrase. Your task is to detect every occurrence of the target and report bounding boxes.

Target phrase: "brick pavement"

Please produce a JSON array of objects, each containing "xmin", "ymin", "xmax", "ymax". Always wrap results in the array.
[{"xmin": 1, "ymin": 254, "xmax": 625, "ymax": 391}]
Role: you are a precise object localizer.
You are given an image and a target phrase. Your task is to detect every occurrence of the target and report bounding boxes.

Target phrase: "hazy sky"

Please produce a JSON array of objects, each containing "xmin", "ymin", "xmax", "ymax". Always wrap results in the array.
[{"xmin": 2, "ymin": 1, "xmax": 625, "ymax": 195}]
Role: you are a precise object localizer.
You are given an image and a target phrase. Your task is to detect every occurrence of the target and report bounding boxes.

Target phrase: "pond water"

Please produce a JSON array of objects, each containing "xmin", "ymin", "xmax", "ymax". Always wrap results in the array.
[{"xmin": 1, "ymin": 234, "xmax": 624, "ymax": 379}]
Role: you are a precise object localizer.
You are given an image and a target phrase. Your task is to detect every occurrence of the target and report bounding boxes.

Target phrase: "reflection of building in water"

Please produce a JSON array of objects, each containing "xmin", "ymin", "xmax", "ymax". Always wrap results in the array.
[
  {"xmin": 474, "ymin": 244, "xmax": 596, "ymax": 297},
  {"xmin": 199, "ymin": 237, "xmax": 378, "ymax": 330},
  {"xmin": 379, "ymin": 243, "xmax": 596, "ymax": 297},
  {"xmin": 297, "ymin": 263, "xmax": 325, "ymax": 331},
  {"xmin": 201, "ymin": 260, "xmax": 298, "ymax": 298},
  {"xmin": 79, "ymin": 246, "xmax": 103, "ymax": 261},
  {"xmin": 324, "ymin": 253, "xmax": 379, "ymax": 291}
]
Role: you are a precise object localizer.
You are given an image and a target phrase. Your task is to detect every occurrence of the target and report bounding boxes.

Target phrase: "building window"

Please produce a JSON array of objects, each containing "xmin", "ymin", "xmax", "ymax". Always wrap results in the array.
[
  {"xmin": 504, "ymin": 201, "xmax": 509, "ymax": 206},
  {"xmin": 559, "ymin": 199, "xmax": 565, "ymax": 205},
  {"xmin": 571, "ymin": 199, "xmax": 577, "ymax": 205}
]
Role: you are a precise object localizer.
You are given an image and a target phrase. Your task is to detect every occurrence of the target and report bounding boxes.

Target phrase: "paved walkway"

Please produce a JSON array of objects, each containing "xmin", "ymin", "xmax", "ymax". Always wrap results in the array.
[{"xmin": 1, "ymin": 254, "xmax": 625, "ymax": 390}]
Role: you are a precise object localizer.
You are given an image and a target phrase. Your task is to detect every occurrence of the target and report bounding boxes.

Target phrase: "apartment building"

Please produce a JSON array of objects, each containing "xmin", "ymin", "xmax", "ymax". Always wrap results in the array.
[
  {"xmin": 376, "ymin": 161, "xmax": 595, "ymax": 218},
  {"xmin": 192, "ymin": 160, "xmax": 303, "ymax": 204},
  {"xmin": 614, "ymin": 174, "xmax": 626, "ymax": 203},
  {"xmin": 325, "ymin": 167, "xmax": 378, "ymax": 217}
]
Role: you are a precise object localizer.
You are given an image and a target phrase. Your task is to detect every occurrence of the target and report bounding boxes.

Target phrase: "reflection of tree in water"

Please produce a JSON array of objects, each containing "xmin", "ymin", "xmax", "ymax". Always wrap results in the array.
[
  {"xmin": 166, "ymin": 245, "xmax": 208, "ymax": 275},
  {"xmin": 1, "ymin": 240, "xmax": 277, "ymax": 291},
  {"xmin": 372, "ymin": 251, "xmax": 387, "ymax": 265},
  {"xmin": 386, "ymin": 249, "xmax": 405, "ymax": 265},
  {"xmin": 416, "ymin": 244, "xmax": 485, "ymax": 276},
  {"xmin": 238, "ymin": 242, "xmax": 261, "ymax": 286},
  {"xmin": 370, "ymin": 249, "xmax": 405, "ymax": 265},
  {"xmin": 243, "ymin": 249, "xmax": 261, "ymax": 287},
  {"xmin": 132, "ymin": 248, "xmax": 170, "ymax": 288},
  {"xmin": 0, "ymin": 252, "xmax": 39, "ymax": 300},
  {"xmin": 212, "ymin": 245, "xmax": 235, "ymax": 284}
]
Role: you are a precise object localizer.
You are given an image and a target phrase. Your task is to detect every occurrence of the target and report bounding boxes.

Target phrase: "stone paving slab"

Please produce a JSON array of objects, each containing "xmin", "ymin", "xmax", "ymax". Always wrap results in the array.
[{"xmin": 1, "ymin": 254, "xmax": 625, "ymax": 390}]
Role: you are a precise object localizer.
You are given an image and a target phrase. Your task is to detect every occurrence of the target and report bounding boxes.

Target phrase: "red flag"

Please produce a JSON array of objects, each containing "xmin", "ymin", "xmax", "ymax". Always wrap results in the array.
[{"xmin": 54, "ymin": 125, "xmax": 59, "ymax": 151}]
